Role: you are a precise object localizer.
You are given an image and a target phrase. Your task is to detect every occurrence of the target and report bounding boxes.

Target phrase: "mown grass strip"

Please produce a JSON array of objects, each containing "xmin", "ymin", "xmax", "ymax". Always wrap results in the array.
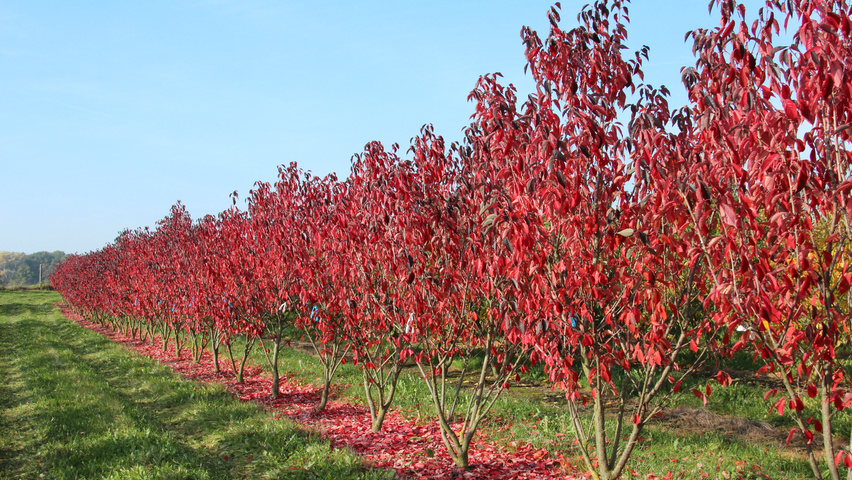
[{"xmin": 0, "ymin": 290, "xmax": 392, "ymax": 480}]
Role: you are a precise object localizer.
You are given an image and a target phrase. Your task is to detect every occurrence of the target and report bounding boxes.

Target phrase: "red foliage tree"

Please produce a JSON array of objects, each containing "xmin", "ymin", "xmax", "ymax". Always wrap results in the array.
[
  {"xmin": 684, "ymin": 1, "xmax": 852, "ymax": 477},
  {"xmin": 405, "ymin": 84, "xmax": 539, "ymax": 468},
  {"xmin": 265, "ymin": 165, "xmax": 350, "ymax": 410},
  {"xmin": 51, "ymin": 2, "xmax": 852, "ymax": 477},
  {"xmin": 328, "ymin": 142, "xmax": 420, "ymax": 431},
  {"xmin": 215, "ymin": 205, "xmax": 266, "ymax": 383},
  {"xmin": 501, "ymin": 3, "xmax": 723, "ymax": 478}
]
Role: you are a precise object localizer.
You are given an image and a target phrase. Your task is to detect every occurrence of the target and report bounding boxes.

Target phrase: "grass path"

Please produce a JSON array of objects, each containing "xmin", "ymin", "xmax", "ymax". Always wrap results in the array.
[{"xmin": 0, "ymin": 290, "xmax": 391, "ymax": 480}]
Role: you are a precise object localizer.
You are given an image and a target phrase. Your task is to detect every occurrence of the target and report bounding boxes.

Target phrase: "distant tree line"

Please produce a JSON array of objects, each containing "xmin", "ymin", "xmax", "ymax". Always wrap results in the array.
[{"xmin": 0, "ymin": 251, "xmax": 67, "ymax": 288}]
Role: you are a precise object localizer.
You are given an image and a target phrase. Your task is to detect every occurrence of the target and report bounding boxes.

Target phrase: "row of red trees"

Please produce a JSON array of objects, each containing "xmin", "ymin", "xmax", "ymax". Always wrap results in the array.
[{"xmin": 53, "ymin": 1, "xmax": 852, "ymax": 478}]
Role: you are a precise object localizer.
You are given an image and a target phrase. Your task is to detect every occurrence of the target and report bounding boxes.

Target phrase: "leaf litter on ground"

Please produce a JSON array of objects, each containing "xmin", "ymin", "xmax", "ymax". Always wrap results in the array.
[{"xmin": 59, "ymin": 304, "xmax": 583, "ymax": 480}]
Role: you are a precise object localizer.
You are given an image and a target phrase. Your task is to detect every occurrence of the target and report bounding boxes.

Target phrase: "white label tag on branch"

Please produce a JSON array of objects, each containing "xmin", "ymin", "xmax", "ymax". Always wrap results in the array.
[{"xmin": 406, "ymin": 313, "xmax": 414, "ymax": 334}]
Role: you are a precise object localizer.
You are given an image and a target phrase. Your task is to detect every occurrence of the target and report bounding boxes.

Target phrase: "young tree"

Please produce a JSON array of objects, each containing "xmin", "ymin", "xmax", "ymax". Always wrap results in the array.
[
  {"xmin": 511, "ymin": 3, "xmax": 720, "ymax": 478},
  {"xmin": 149, "ymin": 203, "xmax": 195, "ymax": 356},
  {"xmin": 191, "ymin": 214, "xmax": 235, "ymax": 374},
  {"xmin": 408, "ymin": 84, "xmax": 540, "ymax": 469},
  {"xmin": 266, "ymin": 166, "xmax": 350, "ymax": 411},
  {"xmin": 684, "ymin": 1, "xmax": 852, "ymax": 477},
  {"xmin": 331, "ymin": 143, "xmax": 418, "ymax": 431},
  {"xmin": 217, "ymin": 205, "xmax": 265, "ymax": 383},
  {"xmin": 245, "ymin": 164, "xmax": 345, "ymax": 399}
]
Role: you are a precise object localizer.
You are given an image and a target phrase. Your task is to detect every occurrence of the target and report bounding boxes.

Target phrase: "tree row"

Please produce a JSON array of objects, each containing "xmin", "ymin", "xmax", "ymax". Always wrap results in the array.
[{"xmin": 53, "ymin": 1, "xmax": 852, "ymax": 478}]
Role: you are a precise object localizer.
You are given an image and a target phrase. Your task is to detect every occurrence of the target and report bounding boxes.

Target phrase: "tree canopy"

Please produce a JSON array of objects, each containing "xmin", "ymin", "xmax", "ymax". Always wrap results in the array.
[{"xmin": 0, "ymin": 251, "xmax": 67, "ymax": 287}]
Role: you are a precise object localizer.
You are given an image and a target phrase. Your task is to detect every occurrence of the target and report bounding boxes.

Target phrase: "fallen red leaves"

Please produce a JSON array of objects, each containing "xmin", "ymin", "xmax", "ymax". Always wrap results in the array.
[{"xmin": 60, "ymin": 304, "xmax": 583, "ymax": 479}]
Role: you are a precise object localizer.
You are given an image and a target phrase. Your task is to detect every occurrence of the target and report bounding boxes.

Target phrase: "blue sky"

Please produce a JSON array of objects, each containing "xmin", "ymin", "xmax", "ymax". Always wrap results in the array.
[{"xmin": 1, "ymin": 1, "xmax": 763, "ymax": 254}]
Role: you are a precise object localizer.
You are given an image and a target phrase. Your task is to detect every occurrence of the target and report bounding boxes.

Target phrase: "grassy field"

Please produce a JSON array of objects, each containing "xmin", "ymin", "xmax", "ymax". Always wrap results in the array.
[
  {"xmin": 0, "ymin": 289, "xmax": 835, "ymax": 479},
  {"xmin": 0, "ymin": 290, "xmax": 392, "ymax": 480}
]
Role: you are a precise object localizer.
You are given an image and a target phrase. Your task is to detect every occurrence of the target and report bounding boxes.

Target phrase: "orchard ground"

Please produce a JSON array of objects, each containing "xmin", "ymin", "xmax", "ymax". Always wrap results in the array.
[
  {"xmin": 0, "ymin": 289, "xmax": 833, "ymax": 479},
  {"xmin": 0, "ymin": 289, "xmax": 391, "ymax": 480}
]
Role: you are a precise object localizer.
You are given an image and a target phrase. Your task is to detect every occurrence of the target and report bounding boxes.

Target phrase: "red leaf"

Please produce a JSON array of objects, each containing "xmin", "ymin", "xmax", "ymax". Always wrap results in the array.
[
  {"xmin": 783, "ymin": 99, "xmax": 800, "ymax": 122},
  {"xmin": 786, "ymin": 428, "xmax": 797, "ymax": 445},
  {"xmin": 719, "ymin": 204, "xmax": 737, "ymax": 227},
  {"xmin": 795, "ymin": 168, "xmax": 808, "ymax": 192},
  {"xmin": 692, "ymin": 389, "xmax": 707, "ymax": 406},
  {"xmin": 839, "ymin": 275, "xmax": 851, "ymax": 295},
  {"xmin": 716, "ymin": 371, "xmax": 732, "ymax": 386},
  {"xmin": 807, "ymin": 384, "xmax": 817, "ymax": 398},
  {"xmin": 764, "ymin": 388, "xmax": 779, "ymax": 401},
  {"xmin": 720, "ymin": 20, "xmax": 735, "ymax": 37}
]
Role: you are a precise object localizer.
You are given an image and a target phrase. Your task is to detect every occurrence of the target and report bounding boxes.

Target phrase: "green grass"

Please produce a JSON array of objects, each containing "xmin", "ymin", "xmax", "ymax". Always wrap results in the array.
[
  {"xmin": 264, "ymin": 331, "xmax": 821, "ymax": 479},
  {"xmin": 6, "ymin": 289, "xmax": 835, "ymax": 479},
  {"xmin": 0, "ymin": 290, "xmax": 392, "ymax": 480}
]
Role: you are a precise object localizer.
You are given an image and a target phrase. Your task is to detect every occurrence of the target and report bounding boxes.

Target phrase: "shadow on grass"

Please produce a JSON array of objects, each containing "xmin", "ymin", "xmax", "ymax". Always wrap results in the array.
[
  {"xmin": 0, "ymin": 302, "xmax": 53, "ymax": 318},
  {"xmin": 0, "ymin": 321, "xmax": 34, "ymax": 477}
]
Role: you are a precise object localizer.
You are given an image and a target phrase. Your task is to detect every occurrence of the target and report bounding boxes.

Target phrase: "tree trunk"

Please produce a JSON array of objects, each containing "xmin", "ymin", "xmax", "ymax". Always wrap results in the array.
[
  {"xmin": 226, "ymin": 341, "xmax": 238, "ymax": 379},
  {"xmin": 263, "ymin": 322, "xmax": 285, "ymax": 398},
  {"xmin": 317, "ymin": 376, "xmax": 332, "ymax": 411},
  {"xmin": 174, "ymin": 329, "xmax": 184, "ymax": 358},
  {"xmin": 270, "ymin": 339, "xmax": 281, "ymax": 397},
  {"xmin": 362, "ymin": 362, "xmax": 402, "ymax": 432},
  {"xmin": 210, "ymin": 326, "xmax": 221, "ymax": 374},
  {"xmin": 372, "ymin": 405, "xmax": 388, "ymax": 433},
  {"xmin": 238, "ymin": 339, "xmax": 254, "ymax": 383},
  {"xmin": 212, "ymin": 341, "xmax": 220, "ymax": 373},
  {"xmin": 161, "ymin": 325, "xmax": 170, "ymax": 352},
  {"xmin": 822, "ymin": 370, "xmax": 841, "ymax": 480}
]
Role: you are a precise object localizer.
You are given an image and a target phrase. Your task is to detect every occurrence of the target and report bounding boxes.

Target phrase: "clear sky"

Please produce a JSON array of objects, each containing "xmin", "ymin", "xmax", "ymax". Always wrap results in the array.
[{"xmin": 1, "ymin": 1, "xmax": 767, "ymax": 255}]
